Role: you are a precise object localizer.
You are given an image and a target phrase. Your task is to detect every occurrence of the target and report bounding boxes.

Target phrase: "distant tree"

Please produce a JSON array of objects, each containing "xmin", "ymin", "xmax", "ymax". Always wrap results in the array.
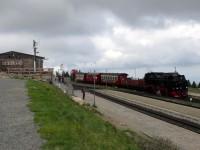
[
  {"xmin": 198, "ymin": 82, "xmax": 200, "ymax": 88},
  {"xmin": 64, "ymin": 72, "xmax": 69, "ymax": 77},
  {"xmin": 56, "ymin": 71, "xmax": 59, "ymax": 77},
  {"xmin": 187, "ymin": 80, "xmax": 191, "ymax": 87},
  {"xmin": 192, "ymin": 81, "xmax": 197, "ymax": 88}
]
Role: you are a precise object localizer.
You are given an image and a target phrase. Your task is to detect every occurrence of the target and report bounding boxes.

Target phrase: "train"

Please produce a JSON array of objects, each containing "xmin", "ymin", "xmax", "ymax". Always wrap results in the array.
[{"xmin": 70, "ymin": 69, "xmax": 188, "ymax": 99}]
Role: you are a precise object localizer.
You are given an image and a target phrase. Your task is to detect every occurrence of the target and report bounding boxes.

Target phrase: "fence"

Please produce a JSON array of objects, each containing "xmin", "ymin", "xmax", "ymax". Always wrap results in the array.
[{"xmin": 7, "ymin": 68, "xmax": 54, "ymax": 82}]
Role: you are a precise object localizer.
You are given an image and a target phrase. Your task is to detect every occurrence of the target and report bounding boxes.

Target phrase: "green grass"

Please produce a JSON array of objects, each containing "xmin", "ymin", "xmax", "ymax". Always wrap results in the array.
[{"xmin": 27, "ymin": 80, "xmax": 140, "ymax": 150}]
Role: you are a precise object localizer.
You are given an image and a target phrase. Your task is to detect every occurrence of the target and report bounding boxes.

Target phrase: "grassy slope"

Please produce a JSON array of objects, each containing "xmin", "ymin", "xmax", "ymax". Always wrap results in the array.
[{"xmin": 27, "ymin": 80, "xmax": 139, "ymax": 150}]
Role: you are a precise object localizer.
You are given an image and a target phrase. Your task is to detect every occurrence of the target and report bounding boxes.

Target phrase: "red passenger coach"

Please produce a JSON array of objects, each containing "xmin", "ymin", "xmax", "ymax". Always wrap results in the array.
[
  {"xmin": 85, "ymin": 73, "xmax": 101, "ymax": 84},
  {"xmin": 100, "ymin": 73, "xmax": 128, "ymax": 86},
  {"xmin": 75, "ymin": 72, "xmax": 86, "ymax": 82}
]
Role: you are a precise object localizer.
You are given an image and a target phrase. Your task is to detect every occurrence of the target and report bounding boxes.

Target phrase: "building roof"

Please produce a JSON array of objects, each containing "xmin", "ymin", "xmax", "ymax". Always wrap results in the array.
[{"xmin": 0, "ymin": 51, "xmax": 45, "ymax": 59}]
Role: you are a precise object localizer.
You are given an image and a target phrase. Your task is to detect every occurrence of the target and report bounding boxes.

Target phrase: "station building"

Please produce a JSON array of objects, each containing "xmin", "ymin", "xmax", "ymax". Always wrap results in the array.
[{"xmin": 0, "ymin": 51, "xmax": 44, "ymax": 71}]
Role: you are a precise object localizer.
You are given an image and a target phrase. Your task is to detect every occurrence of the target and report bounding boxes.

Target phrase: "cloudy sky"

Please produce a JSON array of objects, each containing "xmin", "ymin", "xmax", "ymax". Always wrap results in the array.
[{"xmin": 0, "ymin": 0, "xmax": 200, "ymax": 82}]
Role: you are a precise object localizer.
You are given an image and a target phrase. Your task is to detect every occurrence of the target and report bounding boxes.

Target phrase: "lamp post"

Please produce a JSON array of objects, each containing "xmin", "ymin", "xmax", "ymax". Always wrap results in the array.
[
  {"xmin": 93, "ymin": 74, "xmax": 96, "ymax": 107},
  {"xmin": 106, "ymin": 69, "xmax": 107, "ymax": 88},
  {"xmin": 134, "ymin": 68, "xmax": 137, "ymax": 79},
  {"xmin": 91, "ymin": 62, "xmax": 96, "ymax": 107}
]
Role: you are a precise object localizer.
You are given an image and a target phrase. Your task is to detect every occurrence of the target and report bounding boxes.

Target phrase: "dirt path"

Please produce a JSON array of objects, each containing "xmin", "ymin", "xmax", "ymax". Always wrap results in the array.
[{"xmin": 0, "ymin": 79, "xmax": 42, "ymax": 150}]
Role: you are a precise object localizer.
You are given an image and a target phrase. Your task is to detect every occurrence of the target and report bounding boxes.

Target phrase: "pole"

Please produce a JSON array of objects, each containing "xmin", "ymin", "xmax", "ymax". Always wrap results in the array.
[
  {"xmin": 93, "ymin": 63, "xmax": 96, "ymax": 107},
  {"xmin": 33, "ymin": 40, "xmax": 37, "ymax": 73},
  {"xmin": 93, "ymin": 75, "xmax": 96, "ymax": 107},
  {"xmin": 134, "ymin": 68, "xmax": 137, "ymax": 79},
  {"xmin": 106, "ymin": 69, "xmax": 107, "ymax": 88},
  {"xmin": 34, "ymin": 49, "xmax": 36, "ymax": 73}
]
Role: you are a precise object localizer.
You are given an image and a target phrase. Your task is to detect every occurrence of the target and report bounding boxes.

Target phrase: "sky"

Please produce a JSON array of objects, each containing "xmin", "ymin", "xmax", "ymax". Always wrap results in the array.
[{"xmin": 0, "ymin": 0, "xmax": 200, "ymax": 83}]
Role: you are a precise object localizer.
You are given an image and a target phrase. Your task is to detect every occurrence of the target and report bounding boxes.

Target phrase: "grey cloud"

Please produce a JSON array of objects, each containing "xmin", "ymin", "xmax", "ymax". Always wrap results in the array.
[
  {"xmin": 72, "ymin": 0, "xmax": 200, "ymax": 28},
  {"xmin": 39, "ymin": 36, "xmax": 102, "ymax": 67},
  {"xmin": 92, "ymin": 36, "xmax": 200, "ymax": 72},
  {"xmin": 1, "ymin": 0, "xmax": 200, "ymax": 36},
  {"xmin": 0, "ymin": 0, "xmax": 108, "ymax": 36}
]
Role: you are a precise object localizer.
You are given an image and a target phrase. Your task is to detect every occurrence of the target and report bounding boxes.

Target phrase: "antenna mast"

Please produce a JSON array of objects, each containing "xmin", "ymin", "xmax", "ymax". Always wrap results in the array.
[{"xmin": 33, "ymin": 40, "xmax": 38, "ymax": 73}]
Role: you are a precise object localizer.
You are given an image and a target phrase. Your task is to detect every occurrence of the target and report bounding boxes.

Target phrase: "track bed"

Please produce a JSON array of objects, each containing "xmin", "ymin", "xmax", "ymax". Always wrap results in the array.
[{"xmin": 98, "ymin": 89, "xmax": 200, "ymax": 119}]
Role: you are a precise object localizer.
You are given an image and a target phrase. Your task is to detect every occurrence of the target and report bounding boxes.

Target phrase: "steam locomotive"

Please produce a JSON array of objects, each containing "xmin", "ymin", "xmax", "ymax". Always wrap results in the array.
[{"xmin": 70, "ymin": 69, "xmax": 188, "ymax": 98}]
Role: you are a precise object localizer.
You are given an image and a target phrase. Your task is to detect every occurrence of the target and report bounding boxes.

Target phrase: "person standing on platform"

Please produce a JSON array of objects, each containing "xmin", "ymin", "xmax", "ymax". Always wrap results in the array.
[{"xmin": 81, "ymin": 88, "xmax": 85, "ymax": 100}]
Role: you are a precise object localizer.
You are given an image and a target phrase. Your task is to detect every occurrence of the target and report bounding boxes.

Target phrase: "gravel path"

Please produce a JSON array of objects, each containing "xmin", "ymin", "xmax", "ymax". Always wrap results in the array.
[
  {"xmin": 0, "ymin": 79, "xmax": 42, "ymax": 150},
  {"xmin": 73, "ymin": 89, "xmax": 200, "ymax": 150}
]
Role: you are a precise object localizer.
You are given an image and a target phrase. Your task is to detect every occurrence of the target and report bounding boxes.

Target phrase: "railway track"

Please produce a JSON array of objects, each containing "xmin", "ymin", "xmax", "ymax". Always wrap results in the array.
[
  {"xmin": 72, "ymin": 82, "xmax": 200, "ymax": 109},
  {"xmin": 89, "ymin": 89, "xmax": 200, "ymax": 134},
  {"xmin": 189, "ymin": 93, "xmax": 200, "ymax": 102},
  {"xmin": 72, "ymin": 82, "xmax": 200, "ymax": 133},
  {"xmin": 54, "ymin": 81, "xmax": 200, "ymax": 134}
]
